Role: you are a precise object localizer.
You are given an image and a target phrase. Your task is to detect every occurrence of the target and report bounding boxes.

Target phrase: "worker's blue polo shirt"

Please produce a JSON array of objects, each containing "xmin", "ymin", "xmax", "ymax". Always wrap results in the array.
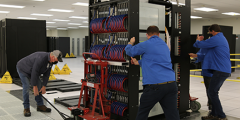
[
  {"xmin": 125, "ymin": 35, "xmax": 175, "ymax": 85},
  {"xmin": 194, "ymin": 32, "xmax": 231, "ymax": 74},
  {"xmin": 196, "ymin": 48, "xmax": 213, "ymax": 77}
]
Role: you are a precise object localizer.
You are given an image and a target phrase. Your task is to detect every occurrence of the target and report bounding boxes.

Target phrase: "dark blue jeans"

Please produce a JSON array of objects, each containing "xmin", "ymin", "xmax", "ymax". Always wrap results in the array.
[
  {"xmin": 16, "ymin": 67, "xmax": 44, "ymax": 109},
  {"xmin": 136, "ymin": 82, "xmax": 180, "ymax": 120},
  {"xmin": 208, "ymin": 70, "xmax": 230, "ymax": 118}
]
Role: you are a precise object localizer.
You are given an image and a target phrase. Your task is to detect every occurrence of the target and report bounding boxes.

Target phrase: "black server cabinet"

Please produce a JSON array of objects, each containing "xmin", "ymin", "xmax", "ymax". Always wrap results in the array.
[
  {"xmin": 203, "ymin": 25, "xmax": 236, "ymax": 72},
  {"xmin": 0, "ymin": 19, "xmax": 47, "ymax": 78},
  {"xmin": 47, "ymin": 37, "xmax": 70, "ymax": 57}
]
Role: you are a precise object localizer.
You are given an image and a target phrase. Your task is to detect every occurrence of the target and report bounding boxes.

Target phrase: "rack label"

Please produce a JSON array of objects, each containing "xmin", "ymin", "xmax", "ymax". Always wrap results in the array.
[{"xmin": 87, "ymin": 82, "xmax": 94, "ymax": 88}]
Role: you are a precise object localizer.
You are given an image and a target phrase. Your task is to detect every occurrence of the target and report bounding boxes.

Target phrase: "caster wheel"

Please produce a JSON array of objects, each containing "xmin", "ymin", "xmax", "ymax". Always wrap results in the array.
[{"xmin": 190, "ymin": 101, "xmax": 201, "ymax": 112}]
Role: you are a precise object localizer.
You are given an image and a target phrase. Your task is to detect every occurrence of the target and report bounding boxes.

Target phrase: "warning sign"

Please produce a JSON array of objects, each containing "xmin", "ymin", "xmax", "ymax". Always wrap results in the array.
[
  {"xmin": 53, "ymin": 65, "xmax": 61, "ymax": 74},
  {"xmin": 65, "ymin": 53, "xmax": 70, "ymax": 58},
  {"xmin": 0, "ymin": 71, "xmax": 13, "ymax": 84},
  {"xmin": 51, "ymin": 69, "xmax": 54, "ymax": 74},
  {"xmin": 64, "ymin": 64, "xmax": 72, "ymax": 73},
  {"xmin": 59, "ymin": 65, "xmax": 71, "ymax": 75},
  {"xmin": 70, "ymin": 53, "xmax": 75, "ymax": 57},
  {"xmin": 49, "ymin": 74, "xmax": 57, "ymax": 80}
]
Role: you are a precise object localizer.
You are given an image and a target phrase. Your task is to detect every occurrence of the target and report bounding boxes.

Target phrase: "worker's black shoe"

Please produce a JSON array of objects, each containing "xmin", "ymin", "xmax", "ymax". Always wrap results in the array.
[
  {"xmin": 201, "ymin": 114, "xmax": 218, "ymax": 120},
  {"xmin": 217, "ymin": 117, "xmax": 228, "ymax": 120},
  {"xmin": 37, "ymin": 105, "xmax": 51, "ymax": 112},
  {"xmin": 24, "ymin": 108, "xmax": 31, "ymax": 117}
]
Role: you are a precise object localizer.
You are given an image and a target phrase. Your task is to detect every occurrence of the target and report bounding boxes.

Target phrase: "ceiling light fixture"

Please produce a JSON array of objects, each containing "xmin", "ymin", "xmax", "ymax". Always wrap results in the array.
[
  {"xmin": 47, "ymin": 26, "xmax": 57, "ymax": 28},
  {"xmin": 72, "ymin": 2, "xmax": 89, "ymax": 6},
  {"xmin": 191, "ymin": 16, "xmax": 202, "ymax": 19},
  {"xmin": 69, "ymin": 16, "xmax": 88, "ymax": 19},
  {"xmin": 79, "ymin": 26, "xmax": 88, "ymax": 28},
  {"xmin": 48, "ymin": 9, "xmax": 74, "ymax": 13},
  {"xmin": 83, "ymin": 21, "xmax": 88, "ymax": 23},
  {"xmin": 0, "ymin": 4, "xmax": 25, "ymax": 8},
  {"xmin": 0, "ymin": 11, "xmax": 10, "ymax": 13},
  {"xmin": 57, "ymin": 28, "xmax": 68, "ymax": 30},
  {"xmin": 68, "ymin": 27, "xmax": 79, "ymax": 29},
  {"xmin": 46, "ymin": 22, "xmax": 56, "ymax": 24},
  {"xmin": 18, "ymin": 17, "xmax": 37, "ymax": 19},
  {"xmin": 222, "ymin": 12, "xmax": 240, "ymax": 16},
  {"xmin": 194, "ymin": 7, "xmax": 218, "ymax": 12},
  {"xmin": 170, "ymin": 1, "xmax": 185, "ymax": 5},
  {"xmin": 53, "ymin": 19, "xmax": 70, "ymax": 22},
  {"xmin": 31, "ymin": 13, "xmax": 53, "ymax": 16},
  {"xmin": 68, "ymin": 23, "xmax": 82, "ymax": 25}
]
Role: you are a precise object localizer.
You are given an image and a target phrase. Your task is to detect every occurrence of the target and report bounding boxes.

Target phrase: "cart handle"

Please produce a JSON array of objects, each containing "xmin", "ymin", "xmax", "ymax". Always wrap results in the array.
[{"xmin": 82, "ymin": 52, "xmax": 102, "ymax": 62}]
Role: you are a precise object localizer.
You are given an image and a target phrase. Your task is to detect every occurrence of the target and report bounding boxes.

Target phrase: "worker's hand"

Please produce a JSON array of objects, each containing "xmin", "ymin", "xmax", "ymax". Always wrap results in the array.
[
  {"xmin": 197, "ymin": 34, "xmax": 204, "ymax": 41},
  {"xmin": 33, "ymin": 86, "xmax": 39, "ymax": 96},
  {"xmin": 39, "ymin": 86, "xmax": 46, "ymax": 94},
  {"xmin": 131, "ymin": 57, "xmax": 139, "ymax": 65},
  {"xmin": 128, "ymin": 37, "xmax": 135, "ymax": 45},
  {"xmin": 189, "ymin": 53, "xmax": 198, "ymax": 58}
]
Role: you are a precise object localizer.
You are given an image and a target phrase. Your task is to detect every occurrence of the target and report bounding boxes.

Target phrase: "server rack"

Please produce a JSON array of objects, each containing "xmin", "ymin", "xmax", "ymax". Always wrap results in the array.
[
  {"xmin": 83, "ymin": 0, "xmax": 191, "ymax": 119},
  {"xmin": 0, "ymin": 19, "xmax": 47, "ymax": 78}
]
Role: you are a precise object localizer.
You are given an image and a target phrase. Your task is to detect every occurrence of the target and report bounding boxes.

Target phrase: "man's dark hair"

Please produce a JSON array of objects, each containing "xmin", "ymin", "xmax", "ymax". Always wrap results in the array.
[
  {"xmin": 147, "ymin": 26, "xmax": 160, "ymax": 35},
  {"xmin": 208, "ymin": 24, "xmax": 221, "ymax": 32}
]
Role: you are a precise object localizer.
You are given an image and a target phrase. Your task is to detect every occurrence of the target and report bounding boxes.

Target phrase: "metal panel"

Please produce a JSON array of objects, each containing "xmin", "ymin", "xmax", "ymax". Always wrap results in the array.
[
  {"xmin": 72, "ymin": 38, "xmax": 75, "ymax": 55},
  {"xmin": 82, "ymin": 38, "xmax": 85, "ymax": 56},
  {"xmin": 77, "ymin": 38, "xmax": 80, "ymax": 56},
  {"xmin": 139, "ymin": 2, "xmax": 165, "ymax": 31}
]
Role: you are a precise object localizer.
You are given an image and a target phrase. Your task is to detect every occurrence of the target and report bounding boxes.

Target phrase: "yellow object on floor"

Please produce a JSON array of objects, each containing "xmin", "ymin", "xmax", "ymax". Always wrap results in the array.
[
  {"xmin": 70, "ymin": 53, "xmax": 75, "ymax": 57},
  {"xmin": 59, "ymin": 65, "xmax": 71, "ymax": 75},
  {"xmin": 53, "ymin": 65, "xmax": 61, "ymax": 74},
  {"xmin": 237, "ymin": 77, "xmax": 240, "ymax": 79},
  {"xmin": 49, "ymin": 74, "xmax": 57, "ymax": 80},
  {"xmin": 201, "ymin": 81, "xmax": 204, "ymax": 83},
  {"xmin": 64, "ymin": 64, "xmax": 72, "ymax": 73},
  {"xmin": 51, "ymin": 69, "xmax": 54, "ymax": 74},
  {"xmin": 65, "ymin": 53, "xmax": 70, "ymax": 58},
  {"xmin": 0, "ymin": 71, "xmax": 12, "ymax": 84}
]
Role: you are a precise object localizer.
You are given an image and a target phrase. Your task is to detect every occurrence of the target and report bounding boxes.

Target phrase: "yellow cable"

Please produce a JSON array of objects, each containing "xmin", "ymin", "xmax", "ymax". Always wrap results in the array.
[{"xmin": 230, "ymin": 59, "xmax": 240, "ymax": 61}]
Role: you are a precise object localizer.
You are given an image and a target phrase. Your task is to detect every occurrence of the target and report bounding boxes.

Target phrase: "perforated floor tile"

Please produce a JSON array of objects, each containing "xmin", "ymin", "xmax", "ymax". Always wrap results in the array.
[
  {"xmin": 12, "ymin": 113, "xmax": 53, "ymax": 120},
  {"xmin": 0, "ymin": 109, "xmax": 8, "ymax": 116},
  {"xmin": 0, "ymin": 115, "xmax": 16, "ymax": 120}
]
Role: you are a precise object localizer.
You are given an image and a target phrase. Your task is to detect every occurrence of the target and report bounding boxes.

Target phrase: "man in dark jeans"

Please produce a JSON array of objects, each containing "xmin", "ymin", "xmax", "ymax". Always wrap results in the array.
[
  {"xmin": 193, "ymin": 24, "xmax": 231, "ymax": 120},
  {"xmin": 125, "ymin": 26, "xmax": 180, "ymax": 120},
  {"xmin": 190, "ymin": 48, "xmax": 213, "ymax": 111},
  {"xmin": 16, "ymin": 50, "xmax": 63, "ymax": 117}
]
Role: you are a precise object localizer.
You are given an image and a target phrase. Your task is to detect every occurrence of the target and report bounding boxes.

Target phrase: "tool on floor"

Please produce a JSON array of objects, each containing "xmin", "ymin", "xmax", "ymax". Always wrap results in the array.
[{"xmin": 40, "ymin": 93, "xmax": 82, "ymax": 120}]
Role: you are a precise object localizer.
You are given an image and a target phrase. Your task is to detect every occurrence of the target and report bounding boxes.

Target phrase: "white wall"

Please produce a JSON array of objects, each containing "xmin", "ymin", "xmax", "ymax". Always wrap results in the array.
[
  {"xmin": 68, "ymin": 29, "xmax": 88, "ymax": 56},
  {"xmin": 191, "ymin": 17, "xmax": 240, "ymax": 34}
]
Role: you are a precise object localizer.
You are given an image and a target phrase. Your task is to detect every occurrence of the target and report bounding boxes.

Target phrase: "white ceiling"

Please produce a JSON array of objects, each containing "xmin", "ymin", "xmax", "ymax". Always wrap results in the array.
[{"xmin": 0, "ymin": 0, "xmax": 240, "ymax": 29}]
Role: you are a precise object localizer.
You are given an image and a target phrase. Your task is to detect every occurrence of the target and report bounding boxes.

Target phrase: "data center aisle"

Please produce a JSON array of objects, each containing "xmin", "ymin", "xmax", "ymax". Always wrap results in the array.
[{"xmin": 0, "ymin": 57, "xmax": 239, "ymax": 120}]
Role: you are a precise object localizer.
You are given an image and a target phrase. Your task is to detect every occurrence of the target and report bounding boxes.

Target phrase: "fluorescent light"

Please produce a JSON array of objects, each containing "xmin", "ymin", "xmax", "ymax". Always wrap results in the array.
[
  {"xmin": 68, "ymin": 27, "xmax": 79, "ymax": 29},
  {"xmin": 79, "ymin": 26, "xmax": 88, "ymax": 27},
  {"xmin": 68, "ymin": 23, "xmax": 82, "ymax": 25},
  {"xmin": 48, "ymin": 9, "xmax": 74, "ymax": 13},
  {"xmin": 57, "ymin": 28, "xmax": 68, "ymax": 30},
  {"xmin": 83, "ymin": 21, "xmax": 88, "ymax": 23},
  {"xmin": 0, "ymin": 4, "xmax": 25, "ymax": 8},
  {"xmin": 53, "ymin": 19, "xmax": 70, "ymax": 22},
  {"xmin": 18, "ymin": 17, "xmax": 37, "ymax": 19},
  {"xmin": 47, "ymin": 26, "xmax": 57, "ymax": 28},
  {"xmin": 0, "ymin": 11, "xmax": 10, "ymax": 13},
  {"xmin": 170, "ymin": 1, "xmax": 185, "ymax": 5},
  {"xmin": 222, "ymin": 12, "xmax": 240, "ymax": 16},
  {"xmin": 69, "ymin": 16, "xmax": 88, "ymax": 19},
  {"xmin": 191, "ymin": 16, "xmax": 202, "ymax": 19},
  {"xmin": 31, "ymin": 13, "xmax": 53, "ymax": 16},
  {"xmin": 194, "ymin": 7, "xmax": 218, "ymax": 12},
  {"xmin": 33, "ymin": 0, "xmax": 45, "ymax": 1},
  {"xmin": 46, "ymin": 22, "xmax": 56, "ymax": 24},
  {"xmin": 72, "ymin": 2, "xmax": 89, "ymax": 6}
]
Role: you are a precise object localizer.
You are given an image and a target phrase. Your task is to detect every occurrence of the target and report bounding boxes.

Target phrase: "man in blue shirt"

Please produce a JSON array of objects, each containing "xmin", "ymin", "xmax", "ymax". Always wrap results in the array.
[
  {"xmin": 189, "ymin": 48, "xmax": 213, "ymax": 111},
  {"xmin": 125, "ymin": 26, "xmax": 179, "ymax": 120},
  {"xmin": 193, "ymin": 24, "xmax": 231, "ymax": 120},
  {"xmin": 16, "ymin": 50, "xmax": 63, "ymax": 117}
]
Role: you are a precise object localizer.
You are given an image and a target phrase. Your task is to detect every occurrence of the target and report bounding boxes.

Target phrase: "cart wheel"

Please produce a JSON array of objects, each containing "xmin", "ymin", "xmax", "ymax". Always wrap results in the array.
[{"xmin": 190, "ymin": 101, "xmax": 201, "ymax": 112}]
